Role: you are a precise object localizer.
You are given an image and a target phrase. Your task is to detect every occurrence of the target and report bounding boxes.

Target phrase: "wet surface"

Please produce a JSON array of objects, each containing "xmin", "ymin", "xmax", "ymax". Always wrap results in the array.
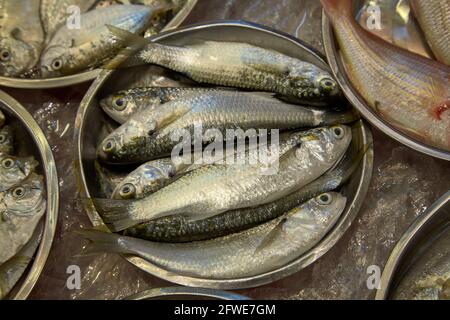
[{"xmin": 1, "ymin": 0, "xmax": 449, "ymax": 300}]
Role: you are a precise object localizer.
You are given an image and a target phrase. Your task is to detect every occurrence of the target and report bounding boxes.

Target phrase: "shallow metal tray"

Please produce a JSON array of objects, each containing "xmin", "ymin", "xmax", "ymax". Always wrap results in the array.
[
  {"xmin": 74, "ymin": 20, "xmax": 374, "ymax": 290},
  {"xmin": 125, "ymin": 287, "xmax": 250, "ymax": 300},
  {"xmin": 321, "ymin": 1, "xmax": 450, "ymax": 161},
  {"xmin": 0, "ymin": 0, "xmax": 198, "ymax": 89},
  {"xmin": 376, "ymin": 191, "xmax": 450, "ymax": 300},
  {"xmin": 0, "ymin": 90, "xmax": 59, "ymax": 299}
]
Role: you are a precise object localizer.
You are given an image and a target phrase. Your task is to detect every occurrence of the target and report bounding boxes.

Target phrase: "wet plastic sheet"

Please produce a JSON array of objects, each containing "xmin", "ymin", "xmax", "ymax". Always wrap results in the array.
[{"xmin": 3, "ymin": 0, "xmax": 449, "ymax": 300}]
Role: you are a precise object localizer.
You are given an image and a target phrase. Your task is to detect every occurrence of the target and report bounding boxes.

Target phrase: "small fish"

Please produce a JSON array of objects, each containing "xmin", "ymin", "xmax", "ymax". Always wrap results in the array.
[
  {"xmin": 107, "ymin": 26, "xmax": 342, "ymax": 106},
  {"xmin": 97, "ymin": 91, "xmax": 356, "ymax": 164},
  {"xmin": 0, "ymin": 154, "xmax": 38, "ymax": 192},
  {"xmin": 0, "ymin": 174, "xmax": 46, "ymax": 265},
  {"xmin": 322, "ymin": 0, "xmax": 450, "ymax": 151},
  {"xmin": 410, "ymin": 0, "xmax": 450, "ymax": 65},
  {"xmin": 0, "ymin": 126, "xmax": 14, "ymax": 154},
  {"xmin": 100, "ymin": 87, "xmax": 220, "ymax": 124},
  {"xmin": 80, "ymin": 192, "xmax": 346, "ymax": 279},
  {"xmin": 40, "ymin": 4, "xmax": 164, "ymax": 78},
  {"xmin": 94, "ymin": 126, "xmax": 352, "ymax": 231},
  {"xmin": 40, "ymin": 0, "xmax": 98, "ymax": 43},
  {"xmin": 0, "ymin": 223, "xmax": 42, "ymax": 300},
  {"xmin": 125, "ymin": 140, "xmax": 365, "ymax": 242},
  {"xmin": 0, "ymin": 0, "xmax": 44, "ymax": 77}
]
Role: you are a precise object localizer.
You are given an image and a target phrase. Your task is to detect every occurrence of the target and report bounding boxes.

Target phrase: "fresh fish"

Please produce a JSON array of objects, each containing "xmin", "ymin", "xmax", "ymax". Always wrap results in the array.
[
  {"xmin": 0, "ymin": 126, "xmax": 14, "ymax": 154},
  {"xmin": 0, "ymin": 0, "xmax": 44, "ymax": 77},
  {"xmin": 40, "ymin": 4, "xmax": 163, "ymax": 78},
  {"xmin": 0, "ymin": 154, "xmax": 38, "ymax": 192},
  {"xmin": 125, "ymin": 140, "xmax": 364, "ymax": 242},
  {"xmin": 107, "ymin": 26, "xmax": 342, "ymax": 106},
  {"xmin": 0, "ymin": 110, "xmax": 5, "ymax": 128},
  {"xmin": 94, "ymin": 126, "xmax": 352, "ymax": 231},
  {"xmin": 97, "ymin": 91, "xmax": 356, "ymax": 164},
  {"xmin": 40, "ymin": 0, "xmax": 98, "ymax": 43},
  {"xmin": 0, "ymin": 223, "xmax": 42, "ymax": 300},
  {"xmin": 100, "ymin": 87, "xmax": 220, "ymax": 124},
  {"xmin": 0, "ymin": 174, "xmax": 46, "ymax": 265},
  {"xmin": 322, "ymin": 0, "xmax": 450, "ymax": 151},
  {"xmin": 81, "ymin": 192, "xmax": 346, "ymax": 279},
  {"xmin": 410, "ymin": 0, "xmax": 450, "ymax": 65}
]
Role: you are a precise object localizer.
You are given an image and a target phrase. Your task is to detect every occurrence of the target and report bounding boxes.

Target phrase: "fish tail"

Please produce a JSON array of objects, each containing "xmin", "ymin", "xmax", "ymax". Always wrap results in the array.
[
  {"xmin": 76, "ymin": 229, "xmax": 132, "ymax": 256},
  {"xmin": 104, "ymin": 25, "xmax": 152, "ymax": 69},
  {"xmin": 321, "ymin": 0, "xmax": 353, "ymax": 21},
  {"xmin": 92, "ymin": 198, "xmax": 140, "ymax": 232}
]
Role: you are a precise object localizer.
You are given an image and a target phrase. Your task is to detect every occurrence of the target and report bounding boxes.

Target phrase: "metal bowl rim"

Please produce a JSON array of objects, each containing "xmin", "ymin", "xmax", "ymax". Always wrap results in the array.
[
  {"xmin": 321, "ymin": 12, "xmax": 450, "ymax": 161},
  {"xmin": 0, "ymin": 90, "xmax": 59, "ymax": 300},
  {"xmin": 74, "ymin": 20, "xmax": 374, "ymax": 290},
  {"xmin": 124, "ymin": 287, "xmax": 251, "ymax": 300},
  {"xmin": 0, "ymin": 0, "xmax": 198, "ymax": 89},
  {"xmin": 375, "ymin": 190, "xmax": 450, "ymax": 300}
]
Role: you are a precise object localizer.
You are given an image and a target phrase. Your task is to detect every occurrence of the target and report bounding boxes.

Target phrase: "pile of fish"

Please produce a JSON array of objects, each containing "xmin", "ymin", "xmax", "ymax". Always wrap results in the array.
[
  {"xmin": 0, "ymin": 110, "xmax": 47, "ymax": 299},
  {"xmin": 80, "ymin": 32, "xmax": 366, "ymax": 279},
  {"xmin": 0, "ymin": 0, "xmax": 187, "ymax": 78},
  {"xmin": 322, "ymin": 0, "xmax": 450, "ymax": 152}
]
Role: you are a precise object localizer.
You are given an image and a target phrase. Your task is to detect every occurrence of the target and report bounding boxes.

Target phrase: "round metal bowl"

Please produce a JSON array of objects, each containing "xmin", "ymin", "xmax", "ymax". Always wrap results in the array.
[
  {"xmin": 125, "ymin": 287, "xmax": 250, "ymax": 300},
  {"xmin": 0, "ymin": 0, "xmax": 198, "ymax": 89},
  {"xmin": 0, "ymin": 90, "xmax": 59, "ymax": 299},
  {"xmin": 376, "ymin": 191, "xmax": 450, "ymax": 300},
  {"xmin": 322, "ymin": 7, "xmax": 450, "ymax": 161},
  {"xmin": 74, "ymin": 20, "xmax": 374, "ymax": 290}
]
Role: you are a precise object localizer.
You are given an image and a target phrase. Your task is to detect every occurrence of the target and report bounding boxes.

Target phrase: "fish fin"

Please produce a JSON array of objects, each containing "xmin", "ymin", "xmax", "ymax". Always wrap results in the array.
[
  {"xmin": 92, "ymin": 198, "xmax": 140, "ymax": 232},
  {"xmin": 75, "ymin": 229, "xmax": 130, "ymax": 257},
  {"xmin": 254, "ymin": 218, "xmax": 288, "ymax": 254},
  {"xmin": 103, "ymin": 25, "xmax": 151, "ymax": 70}
]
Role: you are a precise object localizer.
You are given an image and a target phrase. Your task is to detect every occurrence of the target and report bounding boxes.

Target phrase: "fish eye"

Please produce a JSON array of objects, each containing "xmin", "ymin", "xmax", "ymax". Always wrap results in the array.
[
  {"xmin": 102, "ymin": 139, "xmax": 116, "ymax": 153},
  {"xmin": 317, "ymin": 193, "xmax": 332, "ymax": 205},
  {"xmin": 0, "ymin": 49, "xmax": 11, "ymax": 62},
  {"xmin": 332, "ymin": 126, "xmax": 345, "ymax": 140},
  {"xmin": 12, "ymin": 186, "xmax": 26, "ymax": 199},
  {"xmin": 113, "ymin": 96, "xmax": 127, "ymax": 111},
  {"xmin": 0, "ymin": 134, "xmax": 6, "ymax": 143},
  {"xmin": 119, "ymin": 183, "xmax": 136, "ymax": 199},
  {"xmin": 2, "ymin": 158, "xmax": 14, "ymax": 169},
  {"xmin": 51, "ymin": 58, "xmax": 63, "ymax": 70},
  {"xmin": 320, "ymin": 77, "xmax": 336, "ymax": 91}
]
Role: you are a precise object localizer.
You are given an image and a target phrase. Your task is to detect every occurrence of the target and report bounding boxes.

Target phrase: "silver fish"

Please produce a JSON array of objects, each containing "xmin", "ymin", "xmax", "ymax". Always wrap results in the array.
[
  {"xmin": 100, "ymin": 87, "xmax": 220, "ymax": 124},
  {"xmin": 95, "ymin": 126, "xmax": 352, "ymax": 231},
  {"xmin": 97, "ymin": 91, "xmax": 356, "ymax": 164},
  {"xmin": 0, "ymin": 0, "xmax": 44, "ymax": 77},
  {"xmin": 40, "ymin": 0, "xmax": 98, "ymax": 43},
  {"xmin": 0, "ymin": 126, "xmax": 14, "ymax": 154},
  {"xmin": 108, "ymin": 26, "xmax": 342, "ymax": 106},
  {"xmin": 81, "ymin": 192, "xmax": 346, "ymax": 279},
  {"xmin": 0, "ymin": 174, "xmax": 46, "ymax": 265},
  {"xmin": 0, "ymin": 154, "xmax": 38, "ymax": 192},
  {"xmin": 40, "ymin": 4, "xmax": 161, "ymax": 78},
  {"xmin": 0, "ymin": 222, "xmax": 42, "ymax": 300}
]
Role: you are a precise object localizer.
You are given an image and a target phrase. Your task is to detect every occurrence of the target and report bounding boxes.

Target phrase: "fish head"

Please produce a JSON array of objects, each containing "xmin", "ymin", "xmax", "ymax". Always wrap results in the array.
[
  {"xmin": 100, "ymin": 91, "xmax": 143, "ymax": 123},
  {"xmin": 0, "ymin": 155, "xmax": 38, "ymax": 189},
  {"xmin": 295, "ymin": 125, "xmax": 352, "ymax": 166},
  {"xmin": 289, "ymin": 64, "xmax": 341, "ymax": 103},
  {"xmin": 97, "ymin": 120, "xmax": 149, "ymax": 163},
  {"xmin": 0, "ymin": 36, "xmax": 35, "ymax": 77},
  {"xmin": 39, "ymin": 45, "xmax": 70, "ymax": 78},
  {"xmin": 0, "ymin": 126, "xmax": 14, "ymax": 154},
  {"xmin": 283, "ymin": 192, "xmax": 346, "ymax": 239},
  {"xmin": 0, "ymin": 174, "xmax": 45, "ymax": 221}
]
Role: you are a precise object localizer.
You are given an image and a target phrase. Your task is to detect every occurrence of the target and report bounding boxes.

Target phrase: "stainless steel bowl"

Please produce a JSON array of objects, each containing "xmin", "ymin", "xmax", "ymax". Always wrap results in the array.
[
  {"xmin": 74, "ymin": 20, "xmax": 374, "ymax": 290},
  {"xmin": 0, "ymin": 0, "xmax": 198, "ymax": 89},
  {"xmin": 322, "ymin": 4, "xmax": 450, "ymax": 161},
  {"xmin": 0, "ymin": 90, "xmax": 59, "ymax": 300},
  {"xmin": 376, "ymin": 191, "xmax": 450, "ymax": 300},
  {"xmin": 125, "ymin": 287, "xmax": 250, "ymax": 300}
]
